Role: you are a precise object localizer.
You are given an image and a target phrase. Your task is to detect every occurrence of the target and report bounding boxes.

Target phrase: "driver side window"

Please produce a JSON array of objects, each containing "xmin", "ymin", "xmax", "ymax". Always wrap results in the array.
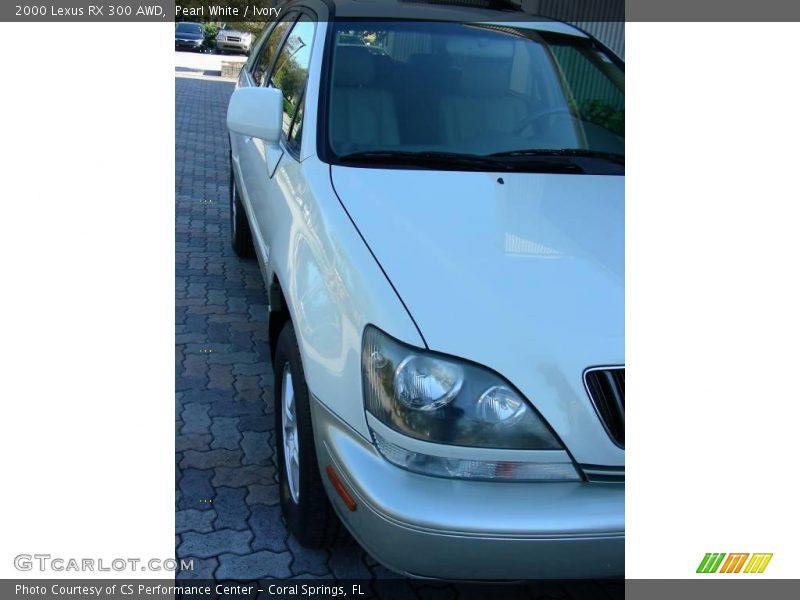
[
  {"xmin": 250, "ymin": 16, "xmax": 295, "ymax": 86},
  {"xmin": 269, "ymin": 17, "xmax": 316, "ymax": 149}
]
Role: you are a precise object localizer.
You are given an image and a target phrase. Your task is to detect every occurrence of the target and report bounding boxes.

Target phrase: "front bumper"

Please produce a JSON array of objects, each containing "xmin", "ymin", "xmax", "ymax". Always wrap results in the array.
[
  {"xmin": 175, "ymin": 39, "xmax": 204, "ymax": 50},
  {"xmin": 311, "ymin": 398, "xmax": 624, "ymax": 580}
]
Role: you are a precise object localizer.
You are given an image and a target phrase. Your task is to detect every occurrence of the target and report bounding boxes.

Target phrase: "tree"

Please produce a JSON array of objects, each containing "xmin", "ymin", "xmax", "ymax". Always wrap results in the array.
[{"xmin": 275, "ymin": 59, "xmax": 304, "ymax": 104}]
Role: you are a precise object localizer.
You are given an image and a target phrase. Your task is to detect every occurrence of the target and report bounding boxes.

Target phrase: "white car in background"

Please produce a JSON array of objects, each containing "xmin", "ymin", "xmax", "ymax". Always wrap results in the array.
[
  {"xmin": 226, "ymin": 0, "xmax": 624, "ymax": 580},
  {"xmin": 216, "ymin": 25, "xmax": 253, "ymax": 55}
]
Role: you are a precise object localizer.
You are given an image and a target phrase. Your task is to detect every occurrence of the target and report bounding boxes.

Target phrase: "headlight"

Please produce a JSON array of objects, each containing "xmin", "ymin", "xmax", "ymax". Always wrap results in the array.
[
  {"xmin": 362, "ymin": 326, "xmax": 580, "ymax": 481},
  {"xmin": 393, "ymin": 354, "xmax": 463, "ymax": 411}
]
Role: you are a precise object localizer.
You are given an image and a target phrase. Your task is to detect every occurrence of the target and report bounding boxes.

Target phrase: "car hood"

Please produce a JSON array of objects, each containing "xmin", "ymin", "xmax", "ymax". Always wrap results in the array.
[
  {"xmin": 331, "ymin": 166, "xmax": 624, "ymax": 465},
  {"xmin": 219, "ymin": 29, "xmax": 247, "ymax": 37},
  {"xmin": 176, "ymin": 32, "xmax": 203, "ymax": 40}
]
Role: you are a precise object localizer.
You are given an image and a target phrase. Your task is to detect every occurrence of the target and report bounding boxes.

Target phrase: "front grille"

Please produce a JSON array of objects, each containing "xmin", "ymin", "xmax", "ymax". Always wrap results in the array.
[
  {"xmin": 581, "ymin": 464, "xmax": 625, "ymax": 484},
  {"xmin": 227, "ymin": 36, "xmax": 241, "ymax": 42},
  {"xmin": 584, "ymin": 367, "xmax": 625, "ymax": 447}
]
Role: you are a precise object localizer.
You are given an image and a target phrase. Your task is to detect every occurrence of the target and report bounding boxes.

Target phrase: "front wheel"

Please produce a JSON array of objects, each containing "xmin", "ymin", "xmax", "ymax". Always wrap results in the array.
[{"xmin": 273, "ymin": 322, "xmax": 341, "ymax": 547}]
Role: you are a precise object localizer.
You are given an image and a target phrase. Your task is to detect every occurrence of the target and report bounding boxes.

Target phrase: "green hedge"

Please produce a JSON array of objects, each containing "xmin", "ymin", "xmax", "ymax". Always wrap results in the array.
[{"xmin": 203, "ymin": 23, "xmax": 219, "ymax": 44}]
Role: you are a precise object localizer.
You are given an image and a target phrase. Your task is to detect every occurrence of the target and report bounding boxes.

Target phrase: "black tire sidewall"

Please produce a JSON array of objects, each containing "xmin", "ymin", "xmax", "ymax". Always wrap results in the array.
[
  {"xmin": 273, "ymin": 322, "xmax": 333, "ymax": 547},
  {"xmin": 229, "ymin": 164, "xmax": 237, "ymax": 244}
]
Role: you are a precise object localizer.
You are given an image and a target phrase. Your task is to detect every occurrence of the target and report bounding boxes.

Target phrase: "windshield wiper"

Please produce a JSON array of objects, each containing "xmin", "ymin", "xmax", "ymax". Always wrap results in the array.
[
  {"xmin": 337, "ymin": 150, "xmax": 593, "ymax": 173},
  {"xmin": 490, "ymin": 148, "xmax": 625, "ymax": 165},
  {"xmin": 338, "ymin": 150, "xmax": 513, "ymax": 171}
]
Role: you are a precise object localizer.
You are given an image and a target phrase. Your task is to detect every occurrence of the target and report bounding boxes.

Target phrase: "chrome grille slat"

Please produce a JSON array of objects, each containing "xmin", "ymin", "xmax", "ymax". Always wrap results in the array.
[
  {"xmin": 584, "ymin": 366, "xmax": 625, "ymax": 448},
  {"xmin": 581, "ymin": 464, "xmax": 625, "ymax": 483}
]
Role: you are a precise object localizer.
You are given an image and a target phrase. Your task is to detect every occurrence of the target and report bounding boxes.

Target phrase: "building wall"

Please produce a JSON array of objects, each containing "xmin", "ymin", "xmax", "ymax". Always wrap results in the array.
[{"xmin": 572, "ymin": 21, "xmax": 625, "ymax": 59}]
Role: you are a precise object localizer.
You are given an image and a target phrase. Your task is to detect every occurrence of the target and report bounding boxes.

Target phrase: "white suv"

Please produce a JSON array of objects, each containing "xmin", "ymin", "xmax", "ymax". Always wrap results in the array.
[
  {"xmin": 215, "ymin": 25, "xmax": 254, "ymax": 55},
  {"xmin": 227, "ymin": 0, "xmax": 624, "ymax": 580}
]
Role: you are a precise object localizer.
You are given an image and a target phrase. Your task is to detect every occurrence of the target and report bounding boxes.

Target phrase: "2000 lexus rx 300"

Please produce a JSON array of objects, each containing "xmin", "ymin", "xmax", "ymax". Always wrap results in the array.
[{"xmin": 226, "ymin": 0, "xmax": 624, "ymax": 580}]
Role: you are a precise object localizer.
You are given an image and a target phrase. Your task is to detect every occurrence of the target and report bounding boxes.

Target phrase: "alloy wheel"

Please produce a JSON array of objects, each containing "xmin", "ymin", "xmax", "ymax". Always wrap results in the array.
[{"xmin": 281, "ymin": 363, "xmax": 300, "ymax": 503}]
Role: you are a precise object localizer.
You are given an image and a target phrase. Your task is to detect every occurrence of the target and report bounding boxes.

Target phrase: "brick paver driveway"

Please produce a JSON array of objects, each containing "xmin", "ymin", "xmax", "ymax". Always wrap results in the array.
[
  {"xmin": 174, "ymin": 73, "xmax": 621, "ymax": 599},
  {"xmin": 174, "ymin": 74, "xmax": 417, "ymax": 585},
  {"xmin": 175, "ymin": 74, "xmax": 366, "ymax": 581}
]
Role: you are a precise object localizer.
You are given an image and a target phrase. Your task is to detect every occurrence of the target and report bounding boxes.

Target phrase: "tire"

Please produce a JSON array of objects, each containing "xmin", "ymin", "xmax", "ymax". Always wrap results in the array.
[
  {"xmin": 274, "ymin": 322, "xmax": 342, "ymax": 548},
  {"xmin": 229, "ymin": 164, "xmax": 254, "ymax": 258}
]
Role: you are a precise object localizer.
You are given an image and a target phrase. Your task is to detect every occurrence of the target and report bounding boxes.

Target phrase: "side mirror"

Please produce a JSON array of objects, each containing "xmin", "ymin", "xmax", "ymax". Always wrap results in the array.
[{"xmin": 227, "ymin": 86, "xmax": 283, "ymax": 144}]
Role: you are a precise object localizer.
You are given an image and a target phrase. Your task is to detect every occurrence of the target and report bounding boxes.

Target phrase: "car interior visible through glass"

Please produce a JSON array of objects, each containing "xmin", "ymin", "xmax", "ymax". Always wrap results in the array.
[{"xmin": 326, "ymin": 21, "xmax": 624, "ymax": 173}]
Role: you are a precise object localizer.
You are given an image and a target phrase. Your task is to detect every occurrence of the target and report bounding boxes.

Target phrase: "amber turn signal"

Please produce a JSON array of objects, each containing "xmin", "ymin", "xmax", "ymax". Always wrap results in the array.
[{"xmin": 325, "ymin": 464, "xmax": 357, "ymax": 512}]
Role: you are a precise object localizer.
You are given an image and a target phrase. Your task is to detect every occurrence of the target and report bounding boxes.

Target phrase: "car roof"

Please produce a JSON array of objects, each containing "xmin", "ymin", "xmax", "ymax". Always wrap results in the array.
[{"xmin": 311, "ymin": 0, "xmax": 587, "ymax": 37}]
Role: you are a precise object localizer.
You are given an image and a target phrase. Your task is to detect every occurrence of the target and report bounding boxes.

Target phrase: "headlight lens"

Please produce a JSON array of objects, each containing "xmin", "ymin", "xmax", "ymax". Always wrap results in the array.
[
  {"xmin": 362, "ymin": 326, "xmax": 564, "ymax": 450},
  {"xmin": 476, "ymin": 385, "xmax": 528, "ymax": 424},
  {"xmin": 394, "ymin": 355, "xmax": 463, "ymax": 411}
]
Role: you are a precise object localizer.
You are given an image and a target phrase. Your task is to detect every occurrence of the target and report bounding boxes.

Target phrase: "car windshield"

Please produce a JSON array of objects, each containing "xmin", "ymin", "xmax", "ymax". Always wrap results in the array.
[
  {"xmin": 326, "ymin": 21, "xmax": 624, "ymax": 172},
  {"xmin": 176, "ymin": 23, "xmax": 203, "ymax": 35}
]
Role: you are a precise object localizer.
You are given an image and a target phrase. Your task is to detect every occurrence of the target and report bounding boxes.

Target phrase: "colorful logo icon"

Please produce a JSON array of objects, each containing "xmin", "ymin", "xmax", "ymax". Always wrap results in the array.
[{"xmin": 697, "ymin": 553, "xmax": 772, "ymax": 574}]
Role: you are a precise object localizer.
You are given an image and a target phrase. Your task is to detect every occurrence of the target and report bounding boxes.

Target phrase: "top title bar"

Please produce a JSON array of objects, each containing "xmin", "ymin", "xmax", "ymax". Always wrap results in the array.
[{"xmin": 3, "ymin": 0, "xmax": 800, "ymax": 23}]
